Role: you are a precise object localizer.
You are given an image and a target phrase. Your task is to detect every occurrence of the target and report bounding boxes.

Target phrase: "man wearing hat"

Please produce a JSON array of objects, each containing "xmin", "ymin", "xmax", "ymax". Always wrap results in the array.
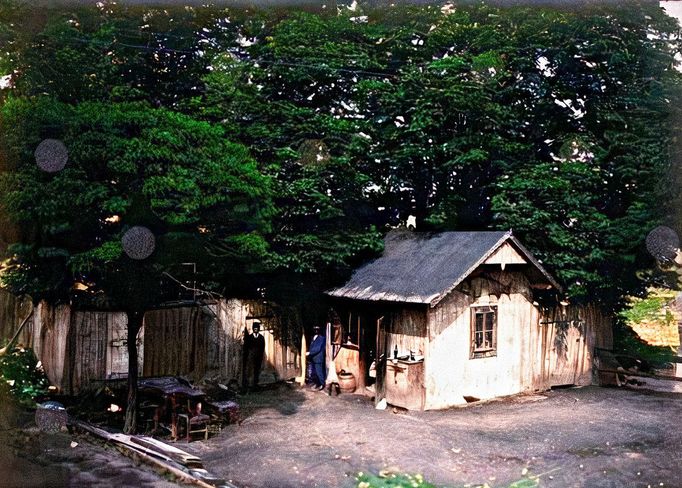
[
  {"xmin": 243, "ymin": 322, "xmax": 266, "ymax": 390},
  {"xmin": 306, "ymin": 326, "xmax": 326, "ymax": 390}
]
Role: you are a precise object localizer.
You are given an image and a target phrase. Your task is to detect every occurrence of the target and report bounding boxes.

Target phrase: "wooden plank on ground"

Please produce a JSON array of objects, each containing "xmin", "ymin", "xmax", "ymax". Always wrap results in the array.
[
  {"xmin": 129, "ymin": 436, "xmax": 203, "ymax": 467},
  {"xmin": 598, "ymin": 368, "xmax": 682, "ymax": 382},
  {"xmin": 70, "ymin": 419, "xmax": 116, "ymax": 441},
  {"xmin": 71, "ymin": 420, "xmax": 234, "ymax": 487}
]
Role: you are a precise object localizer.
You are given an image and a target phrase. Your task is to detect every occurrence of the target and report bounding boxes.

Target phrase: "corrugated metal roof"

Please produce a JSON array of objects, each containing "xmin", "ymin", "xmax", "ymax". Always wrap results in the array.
[{"xmin": 327, "ymin": 230, "xmax": 559, "ymax": 306}]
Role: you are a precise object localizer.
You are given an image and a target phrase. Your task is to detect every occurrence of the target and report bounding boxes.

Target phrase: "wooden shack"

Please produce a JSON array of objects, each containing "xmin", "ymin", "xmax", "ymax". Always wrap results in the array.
[{"xmin": 327, "ymin": 230, "xmax": 611, "ymax": 410}]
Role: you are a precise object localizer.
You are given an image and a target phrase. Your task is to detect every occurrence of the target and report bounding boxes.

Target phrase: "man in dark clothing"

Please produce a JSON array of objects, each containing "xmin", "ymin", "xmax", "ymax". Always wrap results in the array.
[
  {"xmin": 306, "ymin": 326, "xmax": 326, "ymax": 390},
  {"xmin": 242, "ymin": 322, "xmax": 266, "ymax": 390}
]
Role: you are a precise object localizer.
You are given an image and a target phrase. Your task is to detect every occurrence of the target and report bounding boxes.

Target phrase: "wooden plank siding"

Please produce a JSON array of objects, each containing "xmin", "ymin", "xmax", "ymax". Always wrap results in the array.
[
  {"xmin": 0, "ymin": 288, "xmax": 33, "ymax": 347},
  {"xmin": 0, "ymin": 290, "xmax": 301, "ymax": 394},
  {"xmin": 422, "ymin": 274, "xmax": 612, "ymax": 409},
  {"xmin": 32, "ymin": 306, "xmax": 137, "ymax": 394},
  {"xmin": 212, "ymin": 299, "xmax": 301, "ymax": 383},
  {"xmin": 1, "ymin": 287, "xmax": 610, "ymax": 399},
  {"xmin": 143, "ymin": 306, "xmax": 207, "ymax": 382},
  {"xmin": 425, "ymin": 272, "xmax": 539, "ymax": 409},
  {"xmin": 386, "ymin": 306, "xmax": 428, "ymax": 361},
  {"xmin": 537, "ymin": 303, "xmax": 612, "ymax": 390},
  {"xmin": 32, "ymin": 301, "xmax": 72, "ymax": 392}
]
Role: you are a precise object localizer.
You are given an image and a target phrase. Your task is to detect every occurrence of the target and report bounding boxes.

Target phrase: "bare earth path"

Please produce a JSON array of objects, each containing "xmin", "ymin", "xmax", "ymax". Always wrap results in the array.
[
  {"xmin": 185, "ymin": 384, "xmax": 682, "ymax": 488},
  {"xmin": 0, "ymin": 392, "xmax": 181, "ymax": 488}
]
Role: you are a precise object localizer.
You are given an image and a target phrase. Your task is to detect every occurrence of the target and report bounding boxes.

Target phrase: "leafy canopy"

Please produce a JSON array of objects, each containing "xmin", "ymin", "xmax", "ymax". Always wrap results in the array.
[{"xmin": 0, "ymin": 96, "xmax": 272, "ymax": 307}]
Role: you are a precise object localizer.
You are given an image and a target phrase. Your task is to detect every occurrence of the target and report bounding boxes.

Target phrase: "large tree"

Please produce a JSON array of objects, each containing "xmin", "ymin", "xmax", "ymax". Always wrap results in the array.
[
  {"xmin": 2, "ymin": 0, "xmax": 680, "ymax": 382},
  {"xmin": 190, "ymin": 3, "xmax": 681, "ymax": 308},
  {"xmin": 0, "ymin": 96, "xmax": 272, "ymax": 432},
  {"xmin": 189, "ymin": 10, "xmax": 387, "ymax": 312}
]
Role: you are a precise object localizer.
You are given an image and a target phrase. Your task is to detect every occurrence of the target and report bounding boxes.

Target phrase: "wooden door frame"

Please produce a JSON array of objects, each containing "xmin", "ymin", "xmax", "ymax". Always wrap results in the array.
[{"xmin": 375, "ymin": 315, "xmax": 387, "ymax": 406}]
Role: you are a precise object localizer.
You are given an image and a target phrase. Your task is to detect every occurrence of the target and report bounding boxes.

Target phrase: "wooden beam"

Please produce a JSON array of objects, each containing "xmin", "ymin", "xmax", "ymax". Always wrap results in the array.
[
  {"xmin": 598, "ymin": 368, "xmax": 682, "ymax": 383},
  {"xmin": 0, "ymin": 310, "xmax": 34, "ymax": 357}
]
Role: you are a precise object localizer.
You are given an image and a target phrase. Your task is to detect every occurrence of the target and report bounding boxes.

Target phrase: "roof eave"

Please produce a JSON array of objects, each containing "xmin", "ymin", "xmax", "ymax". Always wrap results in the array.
[
  {"xmin": 325, "ymin": 289, "xmax": 430, "ymax": 305},
  {"xmin": 428, "ymin": 231, "xmax": 513, "ymax": 308},
  {"xmin": 428, "ymin": 232, "xmax": 562, "ymax": 307}
]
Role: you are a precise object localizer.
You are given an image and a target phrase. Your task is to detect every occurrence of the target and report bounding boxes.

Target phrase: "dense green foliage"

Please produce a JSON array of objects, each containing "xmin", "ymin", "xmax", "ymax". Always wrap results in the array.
[
  {"xmin": 0, "ymin": 1, "xmax": 680, "ymax": 357},
  {"xmin": 187, "ymin": 2, "xmax": 679, "ymax": 307},
  {"xmin": 0, "ymin": 346, "xmax": 49, "ymax": 406},
  {"xmin": 357, "ymin": 471, "xmax": 439, "ymax": 488},
  {"xmin": 0, "ymin": 91, "xmax": 271, "ymax": 431},
  {"xmin": 0, "ymin": 96, "xmax": 272, "ymax": 303},
  {"xmin": 356, "ymin": 470, "xmax": 540, "ymax": 488},
  {"xmin": 616, "ymin": 289, "xmax": 678, "ymax": 366}
]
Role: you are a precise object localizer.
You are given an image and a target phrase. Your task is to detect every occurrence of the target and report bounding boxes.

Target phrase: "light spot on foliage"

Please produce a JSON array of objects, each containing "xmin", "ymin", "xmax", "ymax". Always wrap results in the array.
[
  {"xmin": 122, "ymin": 226, "xmax": 156, "ymax": 260},
  {"xmin": 646, "ymin": 226, "xmax": 680, "ymax": 264},
  {"xmin": 34, "ymin": 139, "xmax": 68, "ymax": 173}
]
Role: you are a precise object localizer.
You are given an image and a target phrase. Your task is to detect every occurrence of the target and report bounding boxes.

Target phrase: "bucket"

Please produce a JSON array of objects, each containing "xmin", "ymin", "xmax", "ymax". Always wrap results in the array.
[{"xmin": 337, "ymin": 370, "xmax": 356, "ymax": 393}]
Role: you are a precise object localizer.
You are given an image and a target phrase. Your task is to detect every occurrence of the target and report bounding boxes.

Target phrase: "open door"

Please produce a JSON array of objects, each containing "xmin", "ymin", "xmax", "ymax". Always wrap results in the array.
[{"xmin": 375, "ymin": 316, "xmax": 387, "ymax": 406}]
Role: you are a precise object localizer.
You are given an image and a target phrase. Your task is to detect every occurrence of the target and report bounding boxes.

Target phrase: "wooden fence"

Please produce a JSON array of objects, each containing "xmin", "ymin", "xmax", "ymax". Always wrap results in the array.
[
  {"xmin": 535, "ymin": 303, "xmax": 613, "ymax": 390},
  {"xmin": 0, "ymin": 288, "xmax": 32, "ymax": 346},
  {"xmin": 0, "ymin": 293, "xmax": 301, "ymax": 394}
]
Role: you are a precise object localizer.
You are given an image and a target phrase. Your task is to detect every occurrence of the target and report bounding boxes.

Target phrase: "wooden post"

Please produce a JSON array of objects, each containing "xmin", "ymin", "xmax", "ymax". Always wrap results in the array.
[
  {"xmin": 123, "ymin": 310, "xmax": 144, "ymax": 434},
  {"xmin": 375, "ymin": 316, "xmax": 386, "ymax": 406},
  {"xmin": 296, "ymin": 328, "xmax": 307, "ymax": 385}
]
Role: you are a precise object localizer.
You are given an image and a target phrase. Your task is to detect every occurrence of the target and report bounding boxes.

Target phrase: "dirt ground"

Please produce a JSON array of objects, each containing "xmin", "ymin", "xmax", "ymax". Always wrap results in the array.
[
  {"xmin": 184, "ymin": 384, "xmax": 682, "ymax": 488},
  {"xmin": 0, "ymin": 404, "xmax": 181, "ymax": 488},
  {"xmin": 0, "ymin": 430, "xmax": 184, "ymax": 488}
]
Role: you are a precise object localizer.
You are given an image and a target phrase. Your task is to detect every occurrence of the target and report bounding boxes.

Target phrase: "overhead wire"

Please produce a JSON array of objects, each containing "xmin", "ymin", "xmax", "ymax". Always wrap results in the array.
[
  {"xmin": 36, "ymin": 32, "xmax": 406, "ymax": 78},
  {"xmin": 26, "ymin": 21, "xmax": 435, "ymax": 79}
]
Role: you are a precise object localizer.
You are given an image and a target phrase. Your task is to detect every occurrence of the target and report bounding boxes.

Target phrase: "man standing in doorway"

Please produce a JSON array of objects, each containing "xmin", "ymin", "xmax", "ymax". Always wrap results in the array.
[
  {"xmin": 307, "ymin": 326, "xmax": 326, "ymax": 390},
  {"xmin": 242, "ymin": 322, "xmax": 266, "ymax": 391}
]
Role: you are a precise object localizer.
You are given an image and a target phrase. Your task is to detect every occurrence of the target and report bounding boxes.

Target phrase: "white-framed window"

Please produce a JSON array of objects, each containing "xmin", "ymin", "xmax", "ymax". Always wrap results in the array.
[{"xmin": 470, "ymin": 305, "xmax": 497, "ymax": 359}]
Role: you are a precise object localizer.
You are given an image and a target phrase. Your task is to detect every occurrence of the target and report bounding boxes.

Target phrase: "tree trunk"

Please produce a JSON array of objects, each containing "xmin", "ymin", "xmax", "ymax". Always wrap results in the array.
[{"xmin": 123, "ymin": 310, "xmax": 144, "ymax": 434}]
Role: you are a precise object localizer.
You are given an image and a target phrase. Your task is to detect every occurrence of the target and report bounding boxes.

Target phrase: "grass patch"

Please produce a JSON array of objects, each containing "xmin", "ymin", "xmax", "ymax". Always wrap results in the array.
[{"xmin": 355, "ymin": 471, "xmax": 540, "ymax": 488}]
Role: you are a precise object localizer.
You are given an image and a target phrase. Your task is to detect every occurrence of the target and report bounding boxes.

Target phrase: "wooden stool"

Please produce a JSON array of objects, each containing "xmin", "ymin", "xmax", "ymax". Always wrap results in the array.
[
  {"xmin": 177, "ymin": 413, "xmax": 210, "ymax": 441},
  {"xmin": 177, "ymin": 402, "xmax": 209, "ymax": 442}
]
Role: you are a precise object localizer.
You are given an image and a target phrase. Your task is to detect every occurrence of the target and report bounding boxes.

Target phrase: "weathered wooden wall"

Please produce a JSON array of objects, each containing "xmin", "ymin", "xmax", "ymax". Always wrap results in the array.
[
  {"xmin": 0, "ymin": 288, "xmax": 33, "ymax": 346},
  {"xmin": 386, "ymin": 306, "xmax": 428, "ymax": 360},
  {"xmin": 0, "ymin": 289, "xmax": 310, "ymax": 393},
  {"xmin": 141, "ymin": 299, "xmax": 301, "ymax": 385},
  {"xmin": 65, "ymin": 310, "xmax": 134, "ymax": 393},
  {"xmin": 29, "ymin": 304, "xmax": 137, "ymax": 394},
  {"xmin": 212, "ymin": 299, "xmax": 301, "ymax": 383},
  {"xmin": 536, "ymin": 302, "xmax": 612, "ymax": 389},
  {"xmin": 424, "ymin": 270, "xmax": 613, "ymax": 410},
  {"xmin": 210, "ymin": 300, "xmax": 246, "ymax": 381},
  {"xmin": 31, "ymin": 301, "xmax": 71, "ymax": 392},
  {"xmin": 426, "ymin": 272, "xmax": 539, "ymax": 409},
  {"xmin": 106, "ymin": 311, "xmax": 134, "ymax": 379},
  {"xmin": 143, "ymin": 306, "xmax": 207, "ymax": 382}
]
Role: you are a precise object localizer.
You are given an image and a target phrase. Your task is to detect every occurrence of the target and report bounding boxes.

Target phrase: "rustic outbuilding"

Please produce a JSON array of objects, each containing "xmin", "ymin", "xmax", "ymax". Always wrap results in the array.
[
  {"xmin": 0, "ymin": 289, "xmax": 300, "ymax": 395},
  {"xmin": 327, "ymin": 230, "xmax": 611, "ymax": 410}
]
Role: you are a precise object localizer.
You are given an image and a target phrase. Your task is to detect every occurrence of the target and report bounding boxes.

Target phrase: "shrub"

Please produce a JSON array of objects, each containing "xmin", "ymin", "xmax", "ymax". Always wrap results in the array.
[{"xmin": 0, "ymin": 346, "xmax": 49, "ymax": 406}]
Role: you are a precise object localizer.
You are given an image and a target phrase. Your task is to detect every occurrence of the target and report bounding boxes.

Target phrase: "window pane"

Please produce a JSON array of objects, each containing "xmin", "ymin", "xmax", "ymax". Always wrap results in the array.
[
  {"xmin": 475, "ymin": 331, "xmax": 483, "ymax": 348},
  {"xmin": 485, "ymin": 312, "xmax": 494, "ymax": 331},
  {"xmin": 472, "ymin": 308, "xmax": 497, "ymax": 355},
  {"xmin": 475, "ymin": 314, "xmax": 483, "ymax": 333}
]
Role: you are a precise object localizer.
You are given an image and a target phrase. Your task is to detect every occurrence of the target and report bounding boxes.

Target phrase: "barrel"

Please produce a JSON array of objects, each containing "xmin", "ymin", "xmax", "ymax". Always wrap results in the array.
[{"xmin": 337, "ymin": 370, "xmax": 356, "ymax": 393}]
